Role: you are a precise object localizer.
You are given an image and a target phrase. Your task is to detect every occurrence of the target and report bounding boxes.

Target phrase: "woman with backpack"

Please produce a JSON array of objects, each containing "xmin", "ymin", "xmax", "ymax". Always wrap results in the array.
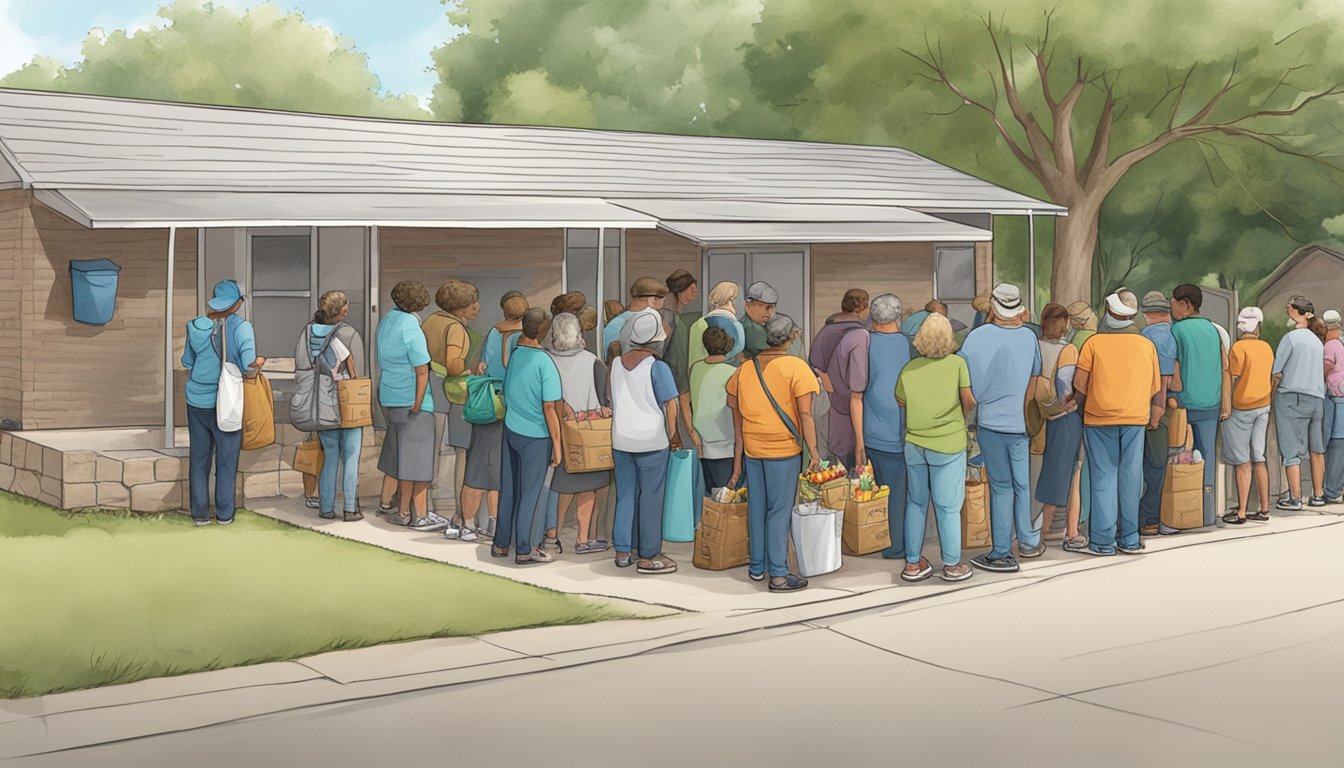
[
  {"xmin": 423, "ymin": 280, "xmax": 485, "ymax": 539},
  {"xmin": 301, "ymin": 291, "xmax": 366, "ymax": 522},
  {"xmin": 1034, "ymin": 303, "xmax": 1084, "ymax": 549},
  {"xmin": 182, "ymin": 280, "xmax": 265, "ymax": 526}
]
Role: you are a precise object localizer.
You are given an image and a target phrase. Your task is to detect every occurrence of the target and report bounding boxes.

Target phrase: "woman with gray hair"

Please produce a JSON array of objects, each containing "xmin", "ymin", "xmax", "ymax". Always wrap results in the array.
[
  {"xmin": 687, "ymin": 281, "xmax": 746, "ymax": 368},
  {"xmin": 544, "ymin": 312, "xmax": 612, "ymax": 554},
  {"xmin": 863, "ymin": 293, "xmax": 914, "ymax": 559}
]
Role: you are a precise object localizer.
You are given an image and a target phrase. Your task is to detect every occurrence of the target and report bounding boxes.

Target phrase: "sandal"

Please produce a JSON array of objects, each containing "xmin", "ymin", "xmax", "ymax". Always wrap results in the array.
[
  {"xmin": 319, "ymin": 511, "xmax": 337, "ymax": 520},
  {"xmin": 637, "ymin": 555, "xmax": 678, "ymax": 574},
  {"xmin": 768, "ymin": 573, "xmax": 808, "ymax": 592},
  {"xmin": 516, "ymin": 548, "xmax": 555, "ymax": 565},
  {"xmin": 1222, "ymin": 511, "xmax": 1246, "ymax": 525},
  {"xmin": 392, "ymin": 512, "xmax": 411, "ymax": 526},
  {"xmin": 575, "ymin": 540, "xmax": 609, "ymax": 555},
  {"xmin": 542, "ymin": 536, "xmax": 563, "ymax": 554},
  {"xmin": 900, "ymin": 557, "xmax": 933, "ymax": 582},
  {"xmin": 343, "ymin": 507, "xmax": 364, "ymax": 522},
  {"xmin": 1246, "ymin": 511, "xmax": 1270, "ymax": 522},
  {"xmin": 615, "ymin": 552, "xmax": 634, "ymax": 568},
  {"xmin": 491, "ymin": 545, "xmax": 510, "ymax": 558}
]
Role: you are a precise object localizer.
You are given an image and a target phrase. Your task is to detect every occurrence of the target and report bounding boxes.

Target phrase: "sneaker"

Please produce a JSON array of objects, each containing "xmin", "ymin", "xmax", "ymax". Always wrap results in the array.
[
  {"xmin": 1139, "ymin": 525, "xmax": 1160, "ymax": 537},
  {"xmin": 970, "ymin": 553, "xmax": 1020, "ymax": 573},
  {"xmin": 408, "ymin": 516, "xmax": 449, "ymax": 532},
  {"xmin": 1117, "ymin": 541, "xmax": 1146, "ymax": 555},
  {"xmin": 1276, "ymin": 497, "xmax": 1304, "ymax": 511},
  {"xmin": 940, "ymin": 564, "xmax": 973, "ymax": 582},
  {"xmin": 425, "ymin": 511, "xmax": 452, "ymax": 527},
  {"xmin": 1082, "ymin": 545, "xmax": 1116, "ymax": 556},
  {"xmin": 1062, "ymin": 535, "xmax": 1089, "ymax": 552},
  {"xmin": 575, "ymin": 539, "xmax": 610, "ymax": 555},
  {"xmin": 768, "ymin": 574, "xmax": 808, "ymax": 592},
  {"xmin": 217, "ymin": 518, "xmax": 234, "ymax": 526},
  {"xmin": 455, "ymin": 526, "xmax": 480, "ymax": 543},
  {"xmin": 441, "ymin": 520, "xmax": 463, "ymax": 538},
  {"xmin": 305, "ymin": 496, "xmax": 320, "ymax": 509},
  {"xmin": 1018, "ymin": 543, "xmax": 1046, "ymax": 559},
  {"xmin": 1246, "ymin": 511, "xmax": 1270, "ymax": 522},
  {"xmin": 1327, "ymin": 495, "xmax": 1344, "ymax": 505},
  {"xmin": 1158, "ymin": 524, "xmax": 1184, "ymax": 535},
  {"xmin": 1309, "ymin": 496, "xmax": 1328, "ymax": 508},
  {"xmin": 194, "ymin": 519, "xmax": 210, "ymax": 527}
]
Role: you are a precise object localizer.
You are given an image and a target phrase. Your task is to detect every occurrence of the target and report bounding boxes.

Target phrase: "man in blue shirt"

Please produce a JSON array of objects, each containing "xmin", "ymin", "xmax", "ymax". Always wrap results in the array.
[
  {"xmin": 961, "ymin": 284, "xmax": 1043, "ymax": 573},
  {"xmin": 181, "ymin": 280, "xmax": 264, "ymax": 526},
  {"xmin": 1138, "ymin": 291, "xmax": 1178, "ymax": 535},
  {"xmin": 862, "ymin": 293, "xmax": 913, "ymax": 559}
]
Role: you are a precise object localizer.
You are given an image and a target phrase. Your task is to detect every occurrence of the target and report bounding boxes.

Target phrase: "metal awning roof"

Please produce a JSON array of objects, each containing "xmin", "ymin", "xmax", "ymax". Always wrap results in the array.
[
  {"xmin": 33, "ymin": 189, "xmax": 659, "ymax": 229},
  {"xmin": 649, "ymin": 202, "xmax": 992, "ymax": 245}
]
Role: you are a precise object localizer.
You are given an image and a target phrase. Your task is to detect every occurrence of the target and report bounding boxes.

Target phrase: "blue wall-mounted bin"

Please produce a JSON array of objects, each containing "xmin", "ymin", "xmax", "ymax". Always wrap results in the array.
[{"xmin": 69, "ymin": 258, "xmax": 122, "ymax": 325}]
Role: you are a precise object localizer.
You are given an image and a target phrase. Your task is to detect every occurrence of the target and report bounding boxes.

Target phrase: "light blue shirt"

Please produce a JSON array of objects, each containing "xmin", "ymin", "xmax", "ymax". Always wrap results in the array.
[
  {"xmin": 481, "ymin": 326, "xmax": 523, "ymax": 380},
  {"xmin": 863, "ymin": 331, "xmax": 912, "ymax": 454},
  {"xmin": 959, "ymin": 324, "xmax": 1042, "ymax": 434},
  {"xmin": 181, "ymin": 314, "xmax": 257, "ymax": 410},
  {"xmin": 376, "ymin": 310, "xmax": 433, "ymax": 411},
  {"xmin": 503, "ymin": 345, "xmax": 563, "ymax": 438},
  {"xmin": 1273, "ymin": 327, "xmax": 1326, "ymax": 399},
  {"xmin": 604, "ymin": 311, "xmax": 633, "ymax": 357},
  {"xmin": 1141, "ymin": 321, "xmax": 1178, "ymax": 377}
]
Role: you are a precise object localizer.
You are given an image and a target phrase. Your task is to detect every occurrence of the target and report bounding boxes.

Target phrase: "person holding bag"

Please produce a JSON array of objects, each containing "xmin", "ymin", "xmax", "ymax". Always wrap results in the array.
[
  {"xmin": 726, "ymin": 313, "xmax": 821, "ymax": 592},
  {"xmin": 182, "ymin": 280, "xmax": 265, "ymax": 526},
  {"xmin": 422, "ymin": 280, "xmax": 485, "ymax": 538},
  {"xmin": 301, "ymin": 291, "xmax": 366, "ymax": 522},
  {"xmin": 546, "ymin": 312, "xmax": 612, "ymax": 554}
]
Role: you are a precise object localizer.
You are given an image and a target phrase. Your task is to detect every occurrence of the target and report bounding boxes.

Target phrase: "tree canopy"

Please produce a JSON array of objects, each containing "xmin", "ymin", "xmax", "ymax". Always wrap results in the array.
[{"xmin": 0, "ymin": 0, "xmax": 427, "ymax": 120}]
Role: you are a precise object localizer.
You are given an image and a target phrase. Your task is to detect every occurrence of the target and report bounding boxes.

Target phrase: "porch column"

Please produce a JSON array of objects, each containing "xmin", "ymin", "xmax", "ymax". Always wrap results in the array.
[
  {"xmin": 1027, "ymin": 211, "xmax": 1037, "ymax": 319},
  {"xmin": 163, "ymin": 226, "xmax": 177, "ymax": 449},
  {"xmin": 595, "ymin": 227, "xmax": 605, "ymax": 338}
]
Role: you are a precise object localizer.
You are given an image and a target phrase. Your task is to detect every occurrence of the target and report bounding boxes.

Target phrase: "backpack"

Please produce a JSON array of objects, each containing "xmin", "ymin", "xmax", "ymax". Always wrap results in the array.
[
  {"xmin": 429, "ymin": 312, "xmax": 483, "ymax": 406},
  {"xmin": 1027, "ymin": 344, "xmax": 1070, "ymax": 441},
  {"xmin": 289, "ymin": 324, "xmax": 342, "ymax": 432},
  {"xmin": 464, "ymin": 376, "xmax": 505, "ymax": 425}
]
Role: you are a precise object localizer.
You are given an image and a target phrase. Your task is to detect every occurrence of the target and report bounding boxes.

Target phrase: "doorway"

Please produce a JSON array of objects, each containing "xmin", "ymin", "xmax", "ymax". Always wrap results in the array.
[{"xmin": 703, "ymin": 246, "xmax": 810, "ymax": 345}]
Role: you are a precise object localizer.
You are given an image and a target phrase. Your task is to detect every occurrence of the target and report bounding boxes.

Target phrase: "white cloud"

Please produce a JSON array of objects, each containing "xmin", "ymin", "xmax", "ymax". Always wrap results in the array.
[{"xmin": 0, "ymin": 0, "xmax": 41, "ymax": 74}]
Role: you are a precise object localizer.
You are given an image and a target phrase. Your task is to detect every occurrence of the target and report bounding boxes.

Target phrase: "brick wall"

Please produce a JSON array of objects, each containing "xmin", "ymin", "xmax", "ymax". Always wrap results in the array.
[
  {"xmin": 19, "ymin": 200, "xmax": 196, "ymax": 429},
  {"xmin": 810, "ymin": 242, "xmax": 934, "ymax": 332}
]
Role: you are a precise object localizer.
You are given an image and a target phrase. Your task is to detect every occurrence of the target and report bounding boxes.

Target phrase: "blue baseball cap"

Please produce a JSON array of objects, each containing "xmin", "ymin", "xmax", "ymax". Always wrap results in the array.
[{"xmin": 207, "ymin": 279, "xmax": 244, "ymax": 312}]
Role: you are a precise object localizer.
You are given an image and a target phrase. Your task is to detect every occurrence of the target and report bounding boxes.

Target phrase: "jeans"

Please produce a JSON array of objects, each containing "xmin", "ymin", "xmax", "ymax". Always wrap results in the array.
[
  {"xmin": 613, "ymin": 449, "xmax": 670, "ymax": 559},
  {"xmin": 1084, "ymin": 425, "xmax": 1144, "ymax": 552},
  {"xmin": 867, "ymin": 447, "xmax": 909, "ymax": 558},
  {"xmin": 494, "ymin": 427, "xmax": 552, "ymax": 555},
  {"xmin": 903, "ymin": 445, "xmax": 965, "ymax": 566},
  {"xmin": 978, "ymin": 428, "xmax": 1037, "ymax": 558},
  {"xmin": 1187, "ymin": 407, "xmax": 1219, "ymax": 526},
  {"xmin": 317, "ymin": 427, "xmax": 363, "ymax": 514},
  {"xmin": 1139, "ymin": 416, "xmax": 1169, "ymax": 529},
  {"xmin": 1324, "ymin": 397, "xmax": 1344, "ymax": 498},
  {"xmin": 701, "ymin": 458, "xmax": 734, "ymax": 495},
  {"xmin": 187, "ymin": 405, "xmax": 241, "ymax": 522},
  {"xmin": 745, "ymin": 454, "xmax": 802, "ymax": 578}
]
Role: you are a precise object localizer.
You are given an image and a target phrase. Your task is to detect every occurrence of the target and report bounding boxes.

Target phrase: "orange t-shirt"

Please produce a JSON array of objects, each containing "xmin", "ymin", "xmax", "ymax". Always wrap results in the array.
[
  {"xmin": 1077, "ymin": 332, "xmax": 1160, "ymax": 426},
  {"xmin": 1227, "ymin": 338, "xmax": 1274, "ymax": 410},
  {"xmin": 726, "ymin": 354, "xmax": 820, "ymax": 459}
]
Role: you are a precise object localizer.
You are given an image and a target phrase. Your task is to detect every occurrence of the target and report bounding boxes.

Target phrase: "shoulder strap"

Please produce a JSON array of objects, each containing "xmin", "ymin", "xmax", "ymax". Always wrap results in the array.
[
  {"xmin": 216, "ymin": 318, "xmax": 228, "ymax": 371},
  {"xmin": 501, "ymin": 330, "xmax": 521, "ymax": 367},
  {"xmin": 752, "ymin": 356, "xmax": 800, "ymax": 443}
]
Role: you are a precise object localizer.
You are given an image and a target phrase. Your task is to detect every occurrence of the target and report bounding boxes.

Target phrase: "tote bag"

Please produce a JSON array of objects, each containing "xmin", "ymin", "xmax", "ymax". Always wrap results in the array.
[
  {"xmin": 216, "ymin": 318, "xmax": 244, "ymax": 433},
  {"xmin": 661, "ymin": 448, "xmax": 703, "ymax": 542},
  {"xmin": 241, "ymin": 371, "xmax": 276, "ymax": 450}
]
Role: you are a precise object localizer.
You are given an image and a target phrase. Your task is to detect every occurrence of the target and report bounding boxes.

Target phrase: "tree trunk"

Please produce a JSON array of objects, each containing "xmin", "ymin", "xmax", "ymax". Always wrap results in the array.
[{"xmin": 1050, "ymin": 197, "xmax": 1101, "ymax": 305}]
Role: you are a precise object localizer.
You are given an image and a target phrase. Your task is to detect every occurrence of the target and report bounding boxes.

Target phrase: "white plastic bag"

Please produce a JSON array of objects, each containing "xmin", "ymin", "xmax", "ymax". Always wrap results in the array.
[
  {"xmin": 791, "ymin": 502, "xmax": 843, "ymax": 577},
  {"xmin": 216, "ymin": 318, "xmax": 244, "ymax": 433}
]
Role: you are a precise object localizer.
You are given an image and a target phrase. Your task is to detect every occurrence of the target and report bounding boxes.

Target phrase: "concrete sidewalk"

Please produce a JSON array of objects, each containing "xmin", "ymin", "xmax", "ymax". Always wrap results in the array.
[{"xmin": 3, "ymin": 504, "xmax": 1341, "ymax": 760}]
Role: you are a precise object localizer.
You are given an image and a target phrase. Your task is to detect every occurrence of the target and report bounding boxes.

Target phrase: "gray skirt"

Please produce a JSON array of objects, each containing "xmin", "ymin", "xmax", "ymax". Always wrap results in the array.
[
  {"xmin": 463, "ymin": 420, "xmax": 503, "ymax": 491},
  {"xmin": 378, "ymin": 406, "xmax": 437, "ymax": 483},
  {"xmin": 551, "ymin": 463, "xmax": 610, "ymax": 494},
  {"xmin": 1035, "ymin": 410, "xmax": 1082, "ymax": 507}
]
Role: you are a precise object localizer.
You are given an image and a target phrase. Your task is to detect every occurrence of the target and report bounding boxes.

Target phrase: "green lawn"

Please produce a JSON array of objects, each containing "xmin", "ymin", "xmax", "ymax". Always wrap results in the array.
[{"xmin": 0, "ymin": 491, "xmax": 629, "ymax": 699}]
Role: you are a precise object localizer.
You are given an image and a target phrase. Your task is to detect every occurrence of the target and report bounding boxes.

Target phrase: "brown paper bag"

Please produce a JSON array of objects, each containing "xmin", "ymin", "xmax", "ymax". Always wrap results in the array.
[
  {"xmin": 962, "ymin": 465, "xmax": 991, "ymax": 549},
  {"xmin": 294, "ymin": 433, "xmax": 324, "ymax": 476}
]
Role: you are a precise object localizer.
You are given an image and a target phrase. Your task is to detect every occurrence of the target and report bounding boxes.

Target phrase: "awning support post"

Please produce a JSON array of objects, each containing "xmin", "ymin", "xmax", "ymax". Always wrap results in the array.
[
  {"xmin": 1027, "ymin": 211, "xmax": 1037, "ymax": 320},
  {"xmin": 595, "ymin": 227, "xmax": 605, "ymax": 355},
  {"xmin": 163, "ymin": 226, "xmax": 177, "ymax": 450}
]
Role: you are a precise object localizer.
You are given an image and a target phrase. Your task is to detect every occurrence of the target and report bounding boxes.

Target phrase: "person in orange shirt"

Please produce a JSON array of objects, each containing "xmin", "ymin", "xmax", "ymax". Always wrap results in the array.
[
  {"xmin": 1222, "ymin": 307, "xmax": 1274, "ymax": 523},
  {"xmin": 1072, "ymin": 293, "xmax": 1163, "ymax": 556},
  {"xmin": 727, "ymin": 314, "xmax": 821, "ymax": 592}
]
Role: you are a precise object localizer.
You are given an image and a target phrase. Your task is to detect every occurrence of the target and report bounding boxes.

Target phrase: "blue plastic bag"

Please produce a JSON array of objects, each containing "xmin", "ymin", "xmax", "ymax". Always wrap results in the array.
[
  {"xmin": 69, "ymin": 258, "xmax": 121, "ymax": 325},
  {"xmin": 661, "ymin": 449, "xmax": 703, "ymax": 542}
]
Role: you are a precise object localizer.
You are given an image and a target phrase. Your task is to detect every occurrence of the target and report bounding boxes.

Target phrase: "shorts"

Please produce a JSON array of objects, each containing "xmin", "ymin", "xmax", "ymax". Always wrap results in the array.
[
  {"xmin": 1221, "ymin": 406, "xmax": 1269, "ymax": 466},
  {"xmin": 378, "ymin": 406, "xmax": 437, "ymax": 482},
  {"xmin": 1274, "ymin": 392, "xmax": 1325, "ymax": 467}
]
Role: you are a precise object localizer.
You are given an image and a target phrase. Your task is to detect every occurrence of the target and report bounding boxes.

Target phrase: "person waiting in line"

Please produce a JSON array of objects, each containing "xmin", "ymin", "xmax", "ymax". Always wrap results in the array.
[
  {"xmin": 863, "ymin": 293, "xmax": 913, "ymax": 561},
  {"xmin": 1136, "ymin": 292, "xmax": 1177, "ymax": 537},
  {"xmin": 492, "ymin": 308, "xmax": 563, "ymax": 564},
  {"xmin": 610, "ymin": 308, "xmax": 682, "ymax": 574},
  {"xmin": 896, "ymin": 313, "xmax": 975, "ymax": 583},
  {"xmin": 1071, "ymin": 293, "xmax": 1162, "ymax": 556},
  {"xmin": 961, "ymin": 284, "xmax": 1043, "ymax": 574},
  {"xmin": 1169, "ymin": 283, "xmax": 1230, "ymax": 527},
  {"xmin": 660, "ymin": 270, "xmax": 702, "ymax": 451},
  {"xmin": 1322, "ymin": 310, "xmax": 1344, "ymax": 505},
  {"xmin": 303, "ymin": 290, "xmax": 365, "ymax": 522},
  {"xmin": 536, "ymin": 291, "xmax": 590, "ymax": 551},
  {"xmin": 727, "ymin": 313, "xmax": 821, "ymax": 593},
  {"xmin": 375, "ymin": 281, "xmax": 443, "ymax": 531},
  {"xmin": 1034, "ymin": 303, "xmax": 1084, "ymax": 550},
  {"xmin": 687, "ymin": 281, "xmax": 746, "ymax": 370},
  {"xmin": 1223, "ymin": 307, "xmax": 1274, "ymax": 524},
  {"xmin": 740, "ymin": 282, "xmax": 803, "ymax": 360},
  {"xmin": 460, "ymin": 291, "xmax": 528, "ymax": 540},
  {"xmin": 605, "ymin": 277, "xmax": 667, "ymax": 360},
  {"xmin": 543, "ymin": 312, "xmax": 611, "ymax": 555},
  {"xmin": 809, "ymin": 289, "xmax": 870, "ymax": 467},
  {"xmin": 422, "ymin": 280, "xmax": 485, "ymax": 539},
  {"xmin": 1272, "ymin": 295, "xmax": 1327, "ymax": 511},
  {"xmin": 1066, "ymin": 301, "xmax": 1098, "ymax": 350},
  {"xmin": 182, "ymin": 279, "xmax": 265, "ymax": 527},
  {"xmin": 690, "ymin": 326, "xmax": 739, "ymax": 493}
]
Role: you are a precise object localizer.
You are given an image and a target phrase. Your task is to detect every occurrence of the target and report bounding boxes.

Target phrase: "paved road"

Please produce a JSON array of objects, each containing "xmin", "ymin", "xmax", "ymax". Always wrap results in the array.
[{"xmin": 12, "ymin": 518, "xmax": 1344, "ymax": 768}]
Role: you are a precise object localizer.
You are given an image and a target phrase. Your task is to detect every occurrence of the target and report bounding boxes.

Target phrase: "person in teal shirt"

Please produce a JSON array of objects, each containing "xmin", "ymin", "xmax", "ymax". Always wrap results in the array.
[
  {"xmin": 375, "ymin": 281, "xmax": 441, "ymax": 531},
  {"xmin": 1170, "ymin": 283, "xmax": 1230, "ymax": 527}
]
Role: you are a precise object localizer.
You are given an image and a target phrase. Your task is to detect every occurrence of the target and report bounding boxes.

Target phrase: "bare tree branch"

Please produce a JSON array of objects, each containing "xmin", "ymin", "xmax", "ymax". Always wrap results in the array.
[
  {"xmin": 1178, "ymin": 58, "xmax": 1241, "ymax": 128},
  {"xmin": 1081, "ymin": 86, "xmax": 1116, "ymax": 182},
  {"xmin": 983, "ymin": 14, "xmax": 1058, "ymax": 173}
]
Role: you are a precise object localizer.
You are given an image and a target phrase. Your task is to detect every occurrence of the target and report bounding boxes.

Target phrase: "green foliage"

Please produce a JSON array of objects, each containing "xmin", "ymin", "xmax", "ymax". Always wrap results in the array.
[
  {"xmin": 0, "ymin": 0, "xmax": 427, "ymax": 119},
  {"xmin": 0, "ymin": 492, "xmax": 627, "ymax": 698}
]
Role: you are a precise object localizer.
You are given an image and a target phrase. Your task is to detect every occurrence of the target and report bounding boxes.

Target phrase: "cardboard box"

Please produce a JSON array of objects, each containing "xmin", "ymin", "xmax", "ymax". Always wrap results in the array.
[
  {"xmin": 562, "ymin": 418, "xmax": 614, "ymax": 473},
  {"xmin": 1161, "ymin": 461, "xmax": 1203, "ymax": 529},
  {"xmin": 693, "ymin": 498, "xmax": 749, "ymax": 570},
  {"xmin": 842, "ymin": 496, "xmax": 891, "ymax": 555},
  {"xmin": 962, "ymin": 471, "xmax": 991, "ymax": 549},
  {"xmin": 337, "ymin": 378, "xmax": 373, "ymax": 429}
]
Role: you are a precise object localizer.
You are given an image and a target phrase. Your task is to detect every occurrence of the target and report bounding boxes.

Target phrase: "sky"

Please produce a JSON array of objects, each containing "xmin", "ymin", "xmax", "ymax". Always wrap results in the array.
[{"xmin": 0, "ymin": 0, "xmax": 460, "ymax": 106}]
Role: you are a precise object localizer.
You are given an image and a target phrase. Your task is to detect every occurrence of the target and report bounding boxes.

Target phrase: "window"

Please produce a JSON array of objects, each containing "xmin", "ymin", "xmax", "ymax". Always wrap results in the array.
[
  {"xmin": 934, "ymin": 244, "xmax": 977, "ymax": 330},
  {"xmin": 248, "ymin": 230, "xmax": 314, "ymax": 362}
]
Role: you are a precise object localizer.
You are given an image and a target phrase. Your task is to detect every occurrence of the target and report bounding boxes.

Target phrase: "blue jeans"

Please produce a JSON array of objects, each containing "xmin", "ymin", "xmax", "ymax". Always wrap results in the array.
[
  {"xmin": 1324, "ymin": 397, "xmax": 1344, "ymax": 498},
  {"xmin": 1084, "ymin": 425, "xmax": 1144, "ymax": 552},
  {"xmin": 317, "ymin": 427, "xmax": 363, "ymax": 514},
  {"xmin": 867, "ymin": 447, "xmax": 908, "ymax": 558},
  {"xmin": 613, "ymin": 449, "xmax": 670, "ymax": 559},
  {"xmin": 978, "ymin": 428, "xmax": 1037, "ymax": 558},
  {"xmin": 903, "ymin": 445, "xmax": 965, "ymax": 566},
  {"xmin": 187, "ymin": 405, "xmax": 241, "ymax": 522},
  {"xmin": 1140, "ymin": 418, "xmax": 1169, "ymax": 529},
  {"xmin": 1187, "ymin": 407, "xmax": 1219, "ymax": 526},
  {"xmin": 745, "ymin": 454, "xmax": 801, "ymax": 578},
  {"xmin": 494, "ymin": 427, "xmax": 552, "ymax": 554}
]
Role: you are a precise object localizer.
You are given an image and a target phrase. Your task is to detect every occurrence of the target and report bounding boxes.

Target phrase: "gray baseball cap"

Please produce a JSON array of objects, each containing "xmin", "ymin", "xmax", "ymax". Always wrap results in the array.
[
  {"xmin": 745, "ymin": 281, "xmax": 779, "ymax": 305},
  {"xmin": 1141, "ymin": 291, "xmax": 1170, "ymax": 312}
]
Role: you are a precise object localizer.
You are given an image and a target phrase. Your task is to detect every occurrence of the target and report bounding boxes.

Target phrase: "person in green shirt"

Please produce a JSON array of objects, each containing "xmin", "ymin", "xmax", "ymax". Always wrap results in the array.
[
  {"xmin": 661, "ymin": 269, "xmax": 703, "ymax": 451},
  {"xmin": 741, "ymin": 281, "xmax": 803, "ymax": 360},
  {"xmin": 1170, "ymin": 283, "xmax": 1231, "ymax": 527},
  {"xmin": 1067, "ymin": 301, "xmax": 1098, "ymax": 350},
  {"xmin": 690, "ymin": 327, "xmax": 738, "ymax": 493},
  {"xmin": 895, "ymin": 313, "xmax": 976, "ymax": 584}
]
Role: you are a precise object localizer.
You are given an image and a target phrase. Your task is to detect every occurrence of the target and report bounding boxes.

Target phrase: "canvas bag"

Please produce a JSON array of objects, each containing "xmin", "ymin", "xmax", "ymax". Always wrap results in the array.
[
  {"xmin": 293, "ymin": 433, "xmax": 324, "ymax": 476},
  {"xmin": 661, "ymin": 448, "xmax": 704, "ymax": 542},
  {"xmin": 289, "ymin": 324, "xmax": 342, "ymax": 432},
  {"xmin": 464, "ymin": 376, "xmax": 505, "ymax": 425},
  {"xmin": 215, "ymin": 317, "xmax": 244, "ymax": 433},
  {"xmin": 241, "ymin": 371, "xmax": 276, "ymax": 450}
]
